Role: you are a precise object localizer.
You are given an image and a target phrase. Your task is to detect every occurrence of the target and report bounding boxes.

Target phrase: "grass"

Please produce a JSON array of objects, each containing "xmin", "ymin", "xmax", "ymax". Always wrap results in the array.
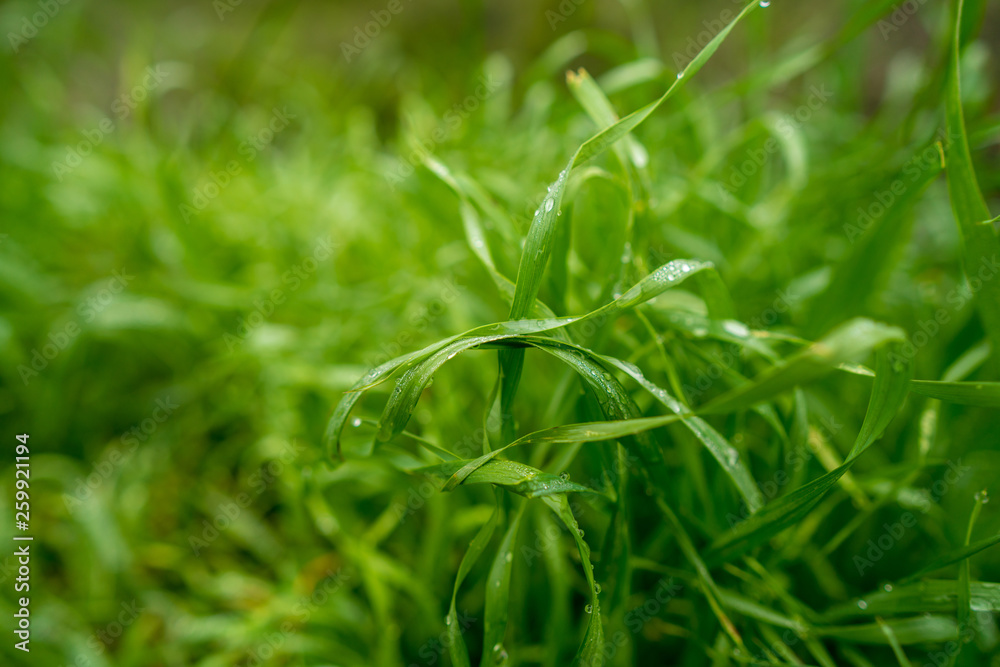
[{"xmin": 2, "ymin": 0, "xmax": 1000, "ymax": 665}]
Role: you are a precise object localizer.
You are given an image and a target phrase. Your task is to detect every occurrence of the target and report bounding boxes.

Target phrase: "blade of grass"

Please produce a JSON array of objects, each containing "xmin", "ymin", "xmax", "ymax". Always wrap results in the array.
[
  {"xmin": 482, "ymin": 505, "xmax": 525, "ymax": 666},
  {"xmin": 705, "ymin": 347, "xmax": 912, "ymax": 566},
  {"xmin": 944, "ymin": 0, "xmax": 1000, "ymax": 361}
]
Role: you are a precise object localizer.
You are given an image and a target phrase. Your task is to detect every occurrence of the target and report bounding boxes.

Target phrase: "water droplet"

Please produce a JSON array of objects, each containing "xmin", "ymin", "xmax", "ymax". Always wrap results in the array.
[
  {"xmin": 577, "ymin": 528, "xmax": 584, "ymax": 537},
  {"xmin": 759, "ymin": 0, "xmax": 771, "ymax": 6},
  {"xmin": 584, "ymin": 604, "xmax": 593, "ymax": 614},
  {"xmin": 493, "ymin": 642, "xmax": 502, "ymax": 652},
  {"xmin": 676, "ymin": 71, "xmax": 684, "ymax": 79},
  {"xmin": 545, "ymin": 198, "xmax": 554, "ymax": 212},
  {"xmin": 857, "ymin": 599, "xmax": 868, "ymax": 610},
  {"xmin": 883, "ymin": 583, "xmax": 894, "ymax": 592},
  {"xmin": 976, "ymin": 489, "xmax": 990, "ymax": 504},
  {"xmin": 445, "ymin": 615, "xmax": 452, "ymax": 625},
  {"xmin": 351, "ymin": 417, "xmax": 362, "ymax": 427},
  {"xmin": 725, "ymin": 450, "xmax": 740, "ymax": 467},
  {"xmin": 594, "ymin": 583, "xmax": 602, "ymax": 594},
  {"xmin": 722, "ymin": 320, "xmax": 750, "ymax": 337},
  {"xmin": 560, "ymin": 472, "xmax": 570, "ymax": 481}
]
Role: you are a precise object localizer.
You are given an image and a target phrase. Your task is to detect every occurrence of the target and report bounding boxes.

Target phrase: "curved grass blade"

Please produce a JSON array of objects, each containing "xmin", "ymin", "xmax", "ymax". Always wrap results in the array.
[
  {"xmin": 375, "ymin": 260, "xmax": 716, "ymax": 442},
  {"xmin": 441, "ymin": 413, "xmax": 685, "ymax": 492},
  {"xmin": 540, "ymin": 493, "xmax": 603, "ymax": 666},
  {"xmin": 325, "ymin": 344, "xmax": 451, "ymax": 459},
  {"xmin": 566, "ymin": 67, "xmax": 648, "ymax": 170},
  {"xmin": 705, "ymin": 347, "xmax": 912, "ymax": 566},
  {"xmin": 501, "ymin": 0, "xmax": 760, "ymax": 442},
  {"xmin": 945, "ymin": 0, "xmax": 1000, "ymax": 359},
  {"xmin": 416, "ymin": 459, "xmax": 601, "ymax": 499},
  {"xmin": 699, "ymin": 319, "xmax": 905, "ymax": 415},
  {"xmin": 897, "ymin": 530, "xmax": 1000, "ymax": 586},
  {"xmin": 604, "ymin": 355, "xmax": 764, "ymax": 513}
]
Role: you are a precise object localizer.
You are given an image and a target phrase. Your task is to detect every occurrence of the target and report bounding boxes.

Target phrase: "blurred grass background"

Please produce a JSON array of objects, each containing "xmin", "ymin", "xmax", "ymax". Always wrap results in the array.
[{"xmin": 1, "ymin": 0, "xmax": 999, "ymax": 665}]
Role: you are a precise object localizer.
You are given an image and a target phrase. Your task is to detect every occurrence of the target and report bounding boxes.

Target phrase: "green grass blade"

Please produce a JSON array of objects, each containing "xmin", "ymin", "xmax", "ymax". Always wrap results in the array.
[
  {"xmin": 448, "ymin": 494, "xmax": 502, "ymax": 667},
  {"xmin": 502, "ymin": 0, "xmax": 760, "ymax": 440},
  {"xmin": 907, "ymin": 379, "xmax": 1000, "ymax": 407},
  {"xmin": 818, "ymin": 616, "xmax": 958, "ymax": 645},
  {"xmin": 876, "ymin": 616, "xmax": 914, "ymax": 667},
  {"xmin": 898, "ymin": 530, "xmax": 1000, "ymax": 585},
  {"xmin": 417, "ymin": 459, "xmax": 601, "ymax": 499},
  {"xmin": 945, "ymin": 0, "xmax": 1000, "ymax": 359},
  {"xmin": 540, "ymin": 494, "xmax": 604, "ymax": 666},
  {"xmin": 605, "ymin": 355, "xmax": 764, "ymax": 513},
  {"xmin": 482, "ymin": 507, "xmax": 524, "ymax": 666},
  {"xmin": 705, "ymin": 348, "xmax": 912, "ymax": 566},
  {"xmin": 822, "ymin": 580, "xmax": 1000, "ymax": 622},
  {"xmin": 699, "ymin": 319, "xmax": 906, "ymax": 415}
]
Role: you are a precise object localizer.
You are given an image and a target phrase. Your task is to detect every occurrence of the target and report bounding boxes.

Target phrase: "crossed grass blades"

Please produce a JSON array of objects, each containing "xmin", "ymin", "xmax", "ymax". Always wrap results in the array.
[
  {"xmin": 328, "ymin": 1, "xmax": 1000, "ymax": 665},
  {"xmin": 7, "ymin": 0, "xmax": 1000, "ymax": 664}
]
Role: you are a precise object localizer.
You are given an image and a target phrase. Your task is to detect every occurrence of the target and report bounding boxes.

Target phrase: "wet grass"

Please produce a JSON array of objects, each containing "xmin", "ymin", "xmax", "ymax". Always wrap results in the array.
[{"xmin": 1, "ymin": 0, "xmax": 1000, "ymax": 665}]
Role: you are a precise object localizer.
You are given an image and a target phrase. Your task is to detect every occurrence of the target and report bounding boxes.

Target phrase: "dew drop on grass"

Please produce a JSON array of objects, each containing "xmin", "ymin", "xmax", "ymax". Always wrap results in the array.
[
  {"xmin": 883, "ymin": 583, "xmax": 894, "ymax": 592},
  {"xmin": 560, "ymin": 472, "xmax": 570, "ymax": 481},
  {"xmin": 759, "ymin": 0, "xmax": 771, "ymax": 6},
  {"xmin": 584, "ymin": 604, "xmax": 593, "ymax": 614},
  {"xmin": 723, "ymin": 320, "xmax": 750, "ymax": 337},
  {"xmin": 577, "ymin": 528, "xmax": 584, "ymax": 537},
  {"xmin": 976, "ymin": 489, "xmax": 990, "ymax": 504},
  {"xmin": 857, "ymin": 599, "xmax": 868, "ymax": 610},
  {"xmin": 676, "ymin": 71, "xmax": 684, "ymax": 79},
  {"xmin": 545, "ymin": 198, "xmax": 554, "ymax": 212},
  {"xmin": 351, "ymin": 417, "xmax": 363, "ymax": 427},
  {"xmin": 594, "ymin": 583, "xmax": 601, "ymax": 594},
  {"xmin": 445, "ymin": 615, "xmax": 452, "ymax": 625}
]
